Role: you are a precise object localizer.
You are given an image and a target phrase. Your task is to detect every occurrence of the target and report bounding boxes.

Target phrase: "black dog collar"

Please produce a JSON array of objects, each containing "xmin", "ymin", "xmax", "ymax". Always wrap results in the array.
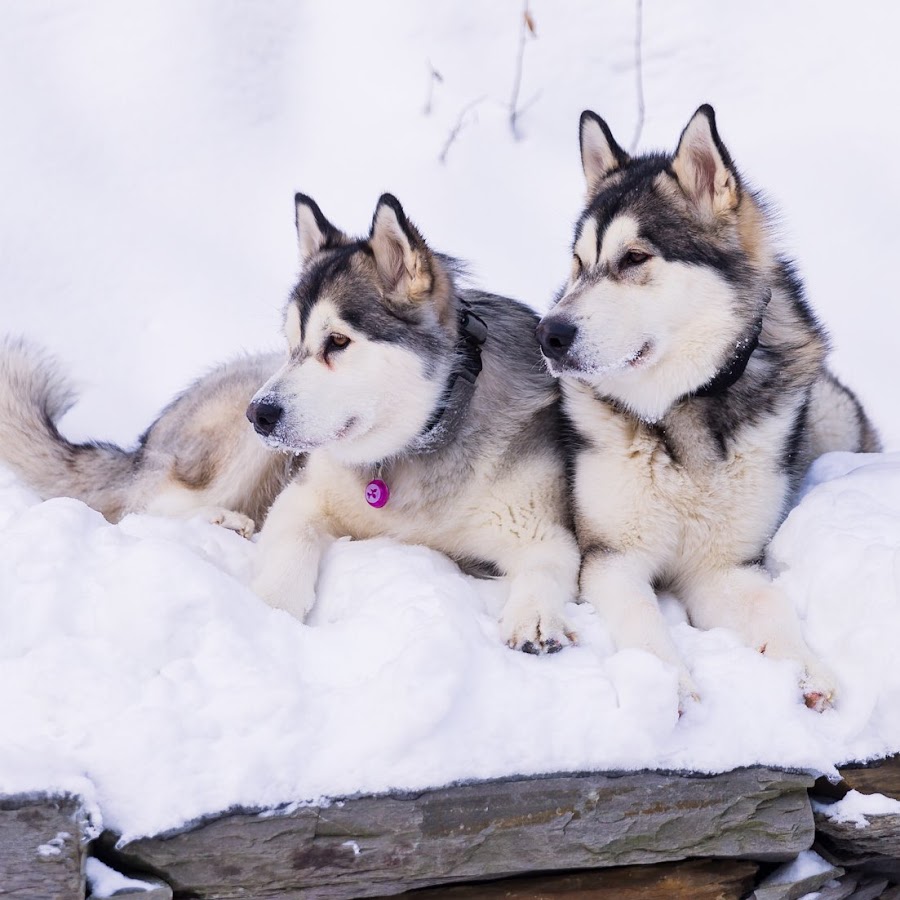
[
  {"xmin": 692, "ymin": 292, "xmax": 770, "ymax": 399},
  {"xmin": 410, "ymin": 302, "xmax": 488, "ymax": 453}
]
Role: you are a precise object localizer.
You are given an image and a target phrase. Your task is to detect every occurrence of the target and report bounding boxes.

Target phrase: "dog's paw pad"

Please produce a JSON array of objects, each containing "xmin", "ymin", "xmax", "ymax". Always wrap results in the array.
[{"xmin": 502, "ymin": 615, "xmax": 576, "ymax": 656}]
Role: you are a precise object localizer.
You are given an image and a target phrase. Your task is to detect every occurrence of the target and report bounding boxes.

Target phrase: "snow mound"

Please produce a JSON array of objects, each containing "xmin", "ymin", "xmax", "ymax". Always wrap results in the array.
[{"xmin": 1, "ymin": 452, "xmax": 900, "ymax": 841}]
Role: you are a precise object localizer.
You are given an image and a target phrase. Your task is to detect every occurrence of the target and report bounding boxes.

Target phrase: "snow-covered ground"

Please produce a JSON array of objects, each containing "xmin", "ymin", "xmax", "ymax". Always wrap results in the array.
[
  {"xmin": 2, "ymin": 449, "xmax": 900, "ymax": 842},
  {"xmin": 1, "ymin": 1, "xmax": 899, "ymax": 842}
]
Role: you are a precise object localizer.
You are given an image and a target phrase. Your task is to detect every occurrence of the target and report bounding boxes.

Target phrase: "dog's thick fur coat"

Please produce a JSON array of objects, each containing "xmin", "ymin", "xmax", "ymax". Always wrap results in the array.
[
  {"xmin": 248, "ymin": 194, "xmax": 579, "ymax": 651},
  {"xmin": 0, "ymin": 343, "xmax": 294, "ymax": 535},
  {"xmin": 536, "ymin": 105, "xmax": 879, "ymax": 707}
]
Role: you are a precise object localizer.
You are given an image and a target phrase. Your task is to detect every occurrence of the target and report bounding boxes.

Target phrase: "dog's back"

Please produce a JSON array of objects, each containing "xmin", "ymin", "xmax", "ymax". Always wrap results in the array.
[{"xmin": 0, "ymin": 340, "xmax": 294, "ymax": 531}]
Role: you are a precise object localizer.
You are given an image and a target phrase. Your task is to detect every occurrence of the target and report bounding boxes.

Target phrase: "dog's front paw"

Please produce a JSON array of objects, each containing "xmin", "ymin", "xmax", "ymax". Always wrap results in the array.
[
  {"xmin": 800, "ymin": 660, "xmax": 837, "ymax": 712},
  {"xmin": 208, "ymin": 508, "xmax": 256, "ymax": 539},
  {"xmin": 500, "ymin": 602, "xmax": 576, "ymax": 655},
  {"xmin": 251, "ymin": 569, "xmax": 316, "ymax": 622}
]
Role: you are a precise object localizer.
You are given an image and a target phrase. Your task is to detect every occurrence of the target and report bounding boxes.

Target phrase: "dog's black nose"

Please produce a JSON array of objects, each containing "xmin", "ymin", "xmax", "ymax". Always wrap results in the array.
[
  {"xmin": 536, "ymin": 318, "xmax": 577, "ymax": 361},
  {"xmin": 247, "ymin": 399, "xmax": 283, "ymax": 437}
]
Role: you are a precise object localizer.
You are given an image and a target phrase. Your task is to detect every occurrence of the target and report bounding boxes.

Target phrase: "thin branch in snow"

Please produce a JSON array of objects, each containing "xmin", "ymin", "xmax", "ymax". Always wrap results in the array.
[
  {"xmin": 517, "ymin": 89, "xmax": 543, "ymax": 120},
  {"xmin": 438, "ymin": 96, "xmax": 487, "ymax": 165},
  {"xmin": 628, "ymin": 0, "xmax": 646, "ymax": 153},
  {"xmin": 509, "ymin": 2, "xmax": 537, "ymax": 141},
  {"xmin": 423, "ymin": 60, "xmax": 443, "ymax": 117}
]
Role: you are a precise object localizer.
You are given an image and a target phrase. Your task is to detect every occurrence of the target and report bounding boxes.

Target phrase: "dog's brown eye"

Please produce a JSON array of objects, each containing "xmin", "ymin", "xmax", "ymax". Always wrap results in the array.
[
  {"xmin": 325, "ymin": 333, "xmax": 350, "ymax": 355},
  {"xmin": 621, "ymin": 249, "xmax": 651, "ymax": 269}
]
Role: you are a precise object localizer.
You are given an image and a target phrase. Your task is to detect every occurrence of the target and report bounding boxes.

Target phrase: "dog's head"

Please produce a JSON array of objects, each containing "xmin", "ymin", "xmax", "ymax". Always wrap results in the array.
[
  {"xmin": 248, "ymin": 194, "xmax": 457, "ymax": 464},
  {"xmin": 537, "ymin": 105, "xmax": 772, "ymax": 421}
]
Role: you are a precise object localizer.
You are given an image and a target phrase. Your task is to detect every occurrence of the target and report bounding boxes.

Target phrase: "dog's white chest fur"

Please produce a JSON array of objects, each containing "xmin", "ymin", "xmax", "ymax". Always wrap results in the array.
[
  {"xmin": 566, "ymin": 383, "xmax": 793, "ymax": 580},
  {"xmin": 298, "ymin": 448, "xmax": 570, "ymax": 568}
]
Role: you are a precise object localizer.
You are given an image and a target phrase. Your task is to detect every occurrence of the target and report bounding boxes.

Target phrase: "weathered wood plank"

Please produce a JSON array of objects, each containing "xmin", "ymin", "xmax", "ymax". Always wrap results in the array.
[
  {"xmin": 812, "ymin": 755, "xmax": 900, "ymax": 804},
  {"xmin": 407, "ymin": 858, "xmax": 759, "ymax": 898},
  {"xmin": 103, "ymin": 768, "xmax": 814, "ymax": 900},
  {"xmin": 839, "ymin": 755, "xmax": 900, "ymax": 801},
  {"xmin": 0, "ymin": 792, "xmax": 87, "ymax": 900}
]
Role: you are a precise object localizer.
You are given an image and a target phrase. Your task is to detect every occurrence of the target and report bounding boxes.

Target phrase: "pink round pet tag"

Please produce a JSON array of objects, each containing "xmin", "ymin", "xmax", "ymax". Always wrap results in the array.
[{"xmin": 365, "ymin": 479, "xmax": 390, "ymax": 508}]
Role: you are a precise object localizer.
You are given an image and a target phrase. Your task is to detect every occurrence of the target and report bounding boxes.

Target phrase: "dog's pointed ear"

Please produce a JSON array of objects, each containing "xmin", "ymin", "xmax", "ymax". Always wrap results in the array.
[
  {"xmin": 295, "ymin": 194, "xmax": 346, "ymax": 266},
  {"xmin": 368, "ymin": 194, "xmax": 434, "ymax": 301},
  {"xmin": 672, "ymin": 105, "xmax": 740, "ymax": 216},
  {"xmin": 580, "ymin": 111, "xmax": 628, "ymax": 197}
]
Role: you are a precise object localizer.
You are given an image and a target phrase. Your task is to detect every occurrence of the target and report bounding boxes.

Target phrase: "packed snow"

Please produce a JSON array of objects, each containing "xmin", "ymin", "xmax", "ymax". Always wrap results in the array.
[
  {"xmin": 1, "ymin": 453, "xmax": 900, "ymax": 841},
  {"xmin": 1, "ymin": 0, "xmax": 899, "ymax": 843}
]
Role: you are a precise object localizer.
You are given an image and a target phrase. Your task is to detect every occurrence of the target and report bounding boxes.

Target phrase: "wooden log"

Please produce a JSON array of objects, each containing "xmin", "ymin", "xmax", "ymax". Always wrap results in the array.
[
  {"xmin": 839, "ymin": 755, "xmax": 900, "ymax": 801},
  {"xmin": 0, "ymin": 792, "xmax": 87, "ymax": 900},
  {"xmin": 406, "ymin": 858, "xmax": 759, "ymax": 899},
  {"xmin": 812, "ymin": 755, "xmax": 900, "ymax": 803},
  {"xmin": 103, "ymin": 767, "xmax": 814, "ymax": 900}
]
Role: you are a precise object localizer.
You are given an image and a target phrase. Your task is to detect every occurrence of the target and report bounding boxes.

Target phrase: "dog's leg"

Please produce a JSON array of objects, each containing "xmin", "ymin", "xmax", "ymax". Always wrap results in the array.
[
  {"xmin": 491, "ymin": 525, "xmax": 581, "ymax": 654},
  {"xmin": 581, "ymin": 549, "xmax": 698, "ymax": 709},
  {"xmin": 251, "ymin": 480, "xmax": 330, "ymax": 621},
  {"xmin": 461, "ymin": 469, "xmax": 579, "ymax": 654},
  {"xmin": 682, "ymin": 566, "xmax": 837, "ymax": 710},
  {"xmin": 144, "ymin": 487, "xmax": 257, "ymax": 537}
]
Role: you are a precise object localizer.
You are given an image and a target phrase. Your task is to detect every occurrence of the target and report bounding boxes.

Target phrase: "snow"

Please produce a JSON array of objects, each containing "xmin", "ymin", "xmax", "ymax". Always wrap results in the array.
[
  {"xmin": 1, "ymin": 0, "xmax": 900, "ymax": 843},
  {"xmin": 1, "ymin": 453, "xmax": 900, "ymax": 841},
  {"xmin": 812, "ymin": 789, "xmax": 900, "ymax": 829},
  {"xmin": 756, "ymin": 850, "xmax": 834, "ymax": 887},
  {"xmin": 85, "ymin": 858, "xmax": 156, "ymax": 897},
  {"xmin": 36, "ymin": 832, "xmax": 70, "ymax": 858}
]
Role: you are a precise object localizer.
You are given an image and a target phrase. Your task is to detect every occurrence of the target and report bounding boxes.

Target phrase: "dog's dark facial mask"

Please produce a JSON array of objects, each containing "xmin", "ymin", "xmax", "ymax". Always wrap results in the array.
[{"xmin": 247, "ymin": 194, "xmax": 456, "ymax": 464}]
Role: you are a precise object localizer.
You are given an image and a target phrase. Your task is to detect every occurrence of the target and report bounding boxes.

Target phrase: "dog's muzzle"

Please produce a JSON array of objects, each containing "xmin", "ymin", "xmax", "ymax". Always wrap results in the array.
[
  {"xmin": 246, "ymin": 398, "xmax": 283, "ymax": 437},
  {"xmin": 536, "ymin": 318, "xmax": 577, "ymax": 363}
]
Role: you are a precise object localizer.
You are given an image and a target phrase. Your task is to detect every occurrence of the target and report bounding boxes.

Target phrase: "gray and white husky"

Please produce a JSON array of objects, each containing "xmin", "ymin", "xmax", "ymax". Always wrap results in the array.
[
  {"xmin": 0, "ymin": 343, "xmax": 293, "ymax": 536},
  {"xmin": 0, "ymin": 193, "xmax": 579, "ymax": 653},
  {"xmin": 247, "ymin": 193, "xmax": 578, "ymax": 651},
  {"xmin": 536, "ymin": 105, "xmax": 879, "ymax": 708}
]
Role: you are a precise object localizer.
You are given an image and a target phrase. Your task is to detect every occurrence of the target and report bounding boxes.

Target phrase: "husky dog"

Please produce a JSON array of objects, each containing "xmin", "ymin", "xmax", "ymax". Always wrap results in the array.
[
  {"xmin": 246, "ymin": 192, "xmax": 579, "ymax": 652},
  {"xmin": 536, "ymin": 105, "xmax": 879, "ymax": 707},
  {"xmin": 0, "ymin": 344, "xmax": 295, "ymax": 535}
]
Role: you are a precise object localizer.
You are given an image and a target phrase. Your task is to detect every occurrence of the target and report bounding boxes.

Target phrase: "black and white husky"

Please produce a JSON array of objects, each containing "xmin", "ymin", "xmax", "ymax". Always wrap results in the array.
[
  {"xmin": 536, "ymin": 105, "xmax": 880, "ymax": 708},
  {"xmin": 0, "ymin": 194, "xmax": 579, "ymax": 653}
]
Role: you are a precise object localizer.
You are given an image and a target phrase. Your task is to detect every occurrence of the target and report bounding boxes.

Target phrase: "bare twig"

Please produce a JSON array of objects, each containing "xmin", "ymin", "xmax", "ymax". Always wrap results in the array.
[
  {"xmin": 517, "ymin": 89, "xmax": 543, "ymax": 119},
  {"xmin": 509, "ymin": 2, "xmax": 537, "ymax": 141},
  {"xmin": 423, "ymin": 60, "xmax": 443, "ymax": 117},
  {"xmin": 438, "ymin": 96, "xmax": 487, "ymax": 165},
  {"xmin": 628, "ymin": 0, "xmax": 645, "ymax": 153}
]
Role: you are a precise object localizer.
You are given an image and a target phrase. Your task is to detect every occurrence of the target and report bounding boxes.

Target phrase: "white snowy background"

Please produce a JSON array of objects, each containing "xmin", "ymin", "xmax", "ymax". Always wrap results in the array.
[{"xmin": 1, "ymin": 0, "xmax": 900, "ymax": 842}]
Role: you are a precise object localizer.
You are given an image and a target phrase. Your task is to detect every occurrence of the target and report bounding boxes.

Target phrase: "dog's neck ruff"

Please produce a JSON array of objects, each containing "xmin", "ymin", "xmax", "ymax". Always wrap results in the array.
[
  {"xmin": 363, "ymin": 303, "xmax": 487, "ymax": 508},
  {"xmin": 690, "ymin": 291, "xmax": 771, "ymax": 400},
  {"xmin": 407, "ymin": 301, "xmax": 488, "ymax": 454}
]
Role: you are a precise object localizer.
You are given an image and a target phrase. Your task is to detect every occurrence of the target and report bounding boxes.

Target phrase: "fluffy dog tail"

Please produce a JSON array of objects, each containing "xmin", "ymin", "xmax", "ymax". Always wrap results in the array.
[{"xmin": 0, "ymin": 338, "xmax": 136, "ymax": 520}]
